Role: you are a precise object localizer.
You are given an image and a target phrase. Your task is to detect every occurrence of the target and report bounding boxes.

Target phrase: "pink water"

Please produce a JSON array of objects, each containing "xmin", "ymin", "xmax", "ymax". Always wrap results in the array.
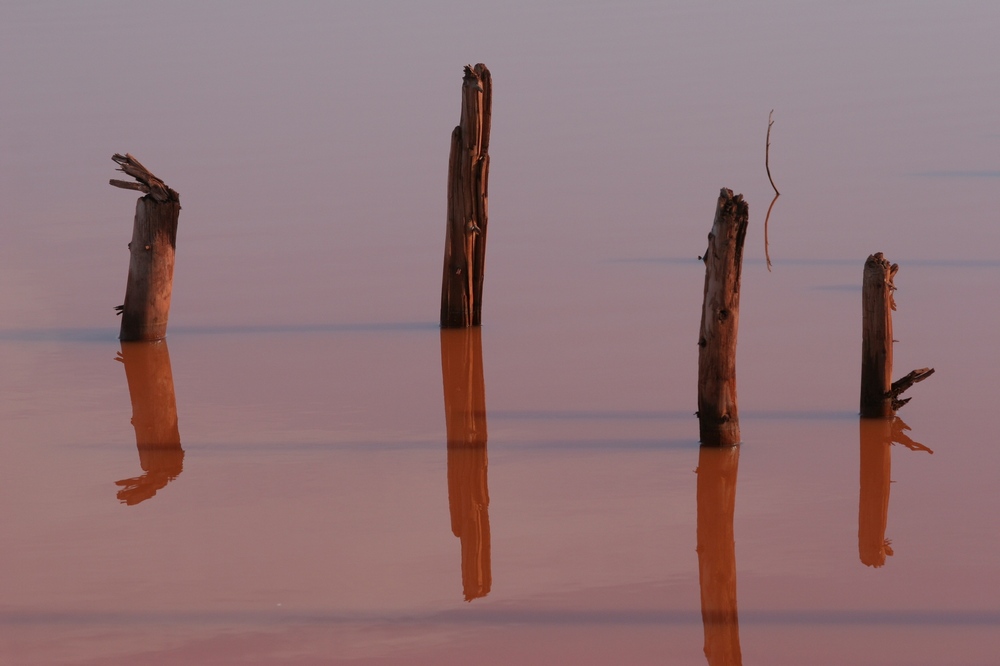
[{"xmin": 2, "ymin": 2, "xmax": 999, "ymax": 664}]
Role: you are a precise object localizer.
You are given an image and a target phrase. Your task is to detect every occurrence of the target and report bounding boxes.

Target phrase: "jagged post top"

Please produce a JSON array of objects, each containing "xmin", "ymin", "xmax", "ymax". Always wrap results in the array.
[
  {"xmin": 865, "ymin": 252, "xmax": 898, "ymax": 311},
  {"xmin": 462, "ymin": 64, "xmax": 491, "ymax": 153},
  {"xmin": 710, "ymin": 187, "xmax": 749, "ymax": 286},
  {"xmin": 109, "ymin": 153, "xmax": 179, "ymax": 204},
  {"xmin": 715, "ymin": 188, "xmax": 748, "ymax": 226}
]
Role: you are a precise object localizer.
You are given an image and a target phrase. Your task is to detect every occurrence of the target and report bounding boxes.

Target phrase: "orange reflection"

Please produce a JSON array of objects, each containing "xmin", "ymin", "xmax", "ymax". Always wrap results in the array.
[
  {"xmin": 114, "ymin": 340, "xmax": 184, "ymax": 505},
  {"xmin": 441, "ymin": 328, "xmax": 491, "ymax": 601},
  {"xmin": 696, "ymin": 445, "xmax": 742, "ymax": 666},
  {"xmin": 858, "ymin": 417, "xmax": 932, "ymax": 567}
]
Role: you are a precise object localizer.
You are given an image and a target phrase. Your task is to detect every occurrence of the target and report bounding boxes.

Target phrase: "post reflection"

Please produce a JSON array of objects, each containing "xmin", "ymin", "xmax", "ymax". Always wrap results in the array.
[
  {"xmin": 114, "ymin": 340, "xmax": 184, "ymax": 505},
  {"xmin": 440, "ymin": 327, "xmax": 491, "ymax": 601},
  {"xmin": 696, "ymin": 445, "xmax": 742, "ymax": 666},
  {"xmin": 858, "ymin": 417, "xmax": 932, "ymax": 567}
]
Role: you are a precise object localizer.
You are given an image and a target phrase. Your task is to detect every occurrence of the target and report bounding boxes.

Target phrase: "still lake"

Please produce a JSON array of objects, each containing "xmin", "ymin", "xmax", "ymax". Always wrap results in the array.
[{"xmin": 2, "ymin": 2, "xmax": 999, "ymax": 664}]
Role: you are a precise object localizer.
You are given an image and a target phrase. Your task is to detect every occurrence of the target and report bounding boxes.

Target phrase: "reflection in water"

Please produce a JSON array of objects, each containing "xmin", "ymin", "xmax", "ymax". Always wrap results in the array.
[
  {"xmin": 440, "ymin": 328, "xmax": 491, "ymax": 601},
  {"xmin": 858, "ymin": 417, "xmax": 932, "ymax": 567},
  {"xmin": 115, "ymin": 341, "xmax": 184, "ymax": 505},
  {"xmin": 696, "ymin": 445, "xmax": 742, "ymax": 666}
]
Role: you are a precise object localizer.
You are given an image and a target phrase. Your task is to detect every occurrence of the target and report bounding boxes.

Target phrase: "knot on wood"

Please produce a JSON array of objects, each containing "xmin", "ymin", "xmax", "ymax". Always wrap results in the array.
[
  {"xmin": 698, "ymin": 337, "xmax": 707, "ymax": 348},
  {"xmin": 717, "ymin": 309, "xmax": 729, "ymax": 322}
]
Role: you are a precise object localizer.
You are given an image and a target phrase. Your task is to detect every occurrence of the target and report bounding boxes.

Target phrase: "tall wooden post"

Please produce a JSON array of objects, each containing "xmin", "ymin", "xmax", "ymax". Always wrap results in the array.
[
  {"xmin": 441, "ymin": 327, "xmax": 491, "ymax": 600},
  {"xmin": 441, "ymin": 64, "xmax": 492, "ymax": 328},
  {"xmin": 860, "ymin": 253, "xmax": 934, "ymax": 417},
  {"xmin": 698, "ymin": 188, "xmax": 749, "ymax": 447},
  {"xmin": 110, "ymin": 153, "xmax": 181, "ymax": 341}
]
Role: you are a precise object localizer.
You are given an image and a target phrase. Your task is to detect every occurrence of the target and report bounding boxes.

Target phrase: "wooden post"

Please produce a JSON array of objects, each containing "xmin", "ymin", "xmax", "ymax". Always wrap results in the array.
[
  {"xmin": 860, "ymin": 253, "xmax": 934, "ymax": 417},
  {"xmin": 114, "ymin": 340, "xmax": 184, "ymax": 505},
  {"xmin": 698, "ymin": 188, "xmax": 749, "ymax": 447},
  {"xmin": 441, "ymin": 327, "xmax": 491, "ymax": 600},
  {"xmin": 860, "ymin": 254, "xmax": 895, "ymax": 417},
  {"xmin": 441, "ymin": 64, "xmax": 492, "ymax": 328},
  {"xmin": 696, "ymin": 445, "xmax": 743, "ymax": 665},
  {"xmin": 110, "ymin": 153, "xmax": 181, "ymax": 341}
]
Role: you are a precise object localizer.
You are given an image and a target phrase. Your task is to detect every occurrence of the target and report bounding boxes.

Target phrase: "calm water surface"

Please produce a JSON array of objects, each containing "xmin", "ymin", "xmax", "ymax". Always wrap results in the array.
[{"xmin": 2, "ymin": 2, "xmax": 999, "ymax": 664}]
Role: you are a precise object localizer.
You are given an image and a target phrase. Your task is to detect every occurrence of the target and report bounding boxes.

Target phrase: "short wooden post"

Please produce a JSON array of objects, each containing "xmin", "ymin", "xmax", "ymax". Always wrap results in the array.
[
  {"xmin": 114, "ymin": 340, "xmax": 184, "ymax": 505},
  {"xmin": 860, "ymin": 254, "xmax": 895, "ymax": 417},
  {"xmin": 110, "ymin": 153, "xmax": 181, "ymax": 341},
  {"xmin": 696, "ymin": 445, "xmax": 743, "ymax": 665},
  {"xmin": 441, "ymin": 327, "xmax": 491, "ymax": 600},
  {"xmin": 860, "ymin": 253, "xmax": 934, "ymax": 417},
  {"xmin": 441, "ymin": 64, "xmax": 492, "ymax": 328},
  {"xmin": 698, "ymin": 188, "xmax": 749, "ymax": 447}
]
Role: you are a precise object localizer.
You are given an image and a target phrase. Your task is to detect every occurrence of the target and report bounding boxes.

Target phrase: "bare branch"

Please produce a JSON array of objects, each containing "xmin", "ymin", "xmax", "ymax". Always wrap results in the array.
[
  {"xmin": 764, "ymin": 110, "xmax": 780, "ymax": 272},
  {"xmin": 765, "ymin": 110, "xmax": 779, "ymax": 196},
  {"xmin": 888, "ymin": 367, "xmax": 935, "ymax": 411},
  {"xmin": 764, "ymin": 193, "xmax": 778, "ymax": 272}
]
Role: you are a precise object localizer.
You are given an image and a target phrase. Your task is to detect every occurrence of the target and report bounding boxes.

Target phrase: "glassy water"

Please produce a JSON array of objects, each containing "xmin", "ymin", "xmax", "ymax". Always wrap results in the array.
[{"xmin": 2, "ymin": 2, "xmax": 999, "ymax": 664}]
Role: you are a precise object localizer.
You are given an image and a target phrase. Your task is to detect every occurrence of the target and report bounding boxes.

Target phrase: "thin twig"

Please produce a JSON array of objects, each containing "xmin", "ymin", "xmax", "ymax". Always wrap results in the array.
[
  {"xmin": 764, "ymin": 110, "xmax": 780, "ymax": 271},
  {"xmin": 765, "ymin": 110, "xmax": 779, "ymax": 196},
  {"xmin": 764, "ymin": 193, "xmax": 778, "ymax": 271}
]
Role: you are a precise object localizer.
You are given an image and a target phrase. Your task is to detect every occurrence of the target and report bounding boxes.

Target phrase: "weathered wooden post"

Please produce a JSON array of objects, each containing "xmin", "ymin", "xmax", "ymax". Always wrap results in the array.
[
  {"xmin": 860, "ymin": 253, "xmax": 934, "ymax": 417},
  {"xmin": 109, "ymin": 153, "xmax": 181, "ymax": 341},
  {"xmin": 441, "ymin": 64, "xmax": 492, "ymax": 328},
  {"xmin": 114, "ymin": 340, "xmax": 184, "ymax": 505},
  {"xmin": 698, "ymin": 188, "xmax": 749, "ymax": 447},
  {"xmin": 441, "ymin": 327, "xmax": 491, "ymax": 600}
]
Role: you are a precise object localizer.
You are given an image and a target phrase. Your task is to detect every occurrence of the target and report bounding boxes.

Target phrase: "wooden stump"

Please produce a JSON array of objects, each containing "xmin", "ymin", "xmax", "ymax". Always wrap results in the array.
[
  {"xmin": 441, "ymin": 327, "xmax": 491, "ymax": 600},
  {"xmin": 860, "ymin": 254, "xmax": 896, "ymax": 417},
  {"xmin": 115, "ymin": 340, "xmax": 184, "ymax": 505},
  {"xmin": 696, "ymin": 445, "xmax": 743, "ymax": 665},
  {"xmin": 860, "ymin": 253, "xmax": 934, "ymax": 417},
  {"xmin": 698, "ymin": 188, "xmax": 749, "ymax": 447},
  {"xmin": 441, "ymin": 64, "xmax": 491, "ymax": 328},
  {"xmin": 110, "ymin": 153, "xmax": 180, "ymax": 341}
]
